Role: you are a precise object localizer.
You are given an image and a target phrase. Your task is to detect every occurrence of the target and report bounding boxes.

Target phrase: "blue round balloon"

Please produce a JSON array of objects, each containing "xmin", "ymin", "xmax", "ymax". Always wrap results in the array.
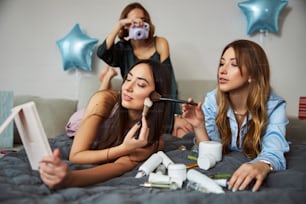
[
  {"xmin": 238, "ymin": 0, "xmax": 288, "ymax": 35},
  {"xmin": 56, "ymin": 24, "xmax": 98, "ymax": 72}
]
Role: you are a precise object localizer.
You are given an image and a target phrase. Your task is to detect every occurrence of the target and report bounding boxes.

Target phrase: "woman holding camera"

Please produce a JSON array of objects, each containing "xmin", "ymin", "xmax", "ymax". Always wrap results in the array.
[{"xmin": 97, "ymin": 2, "xmax": 190, "ymax": 135}]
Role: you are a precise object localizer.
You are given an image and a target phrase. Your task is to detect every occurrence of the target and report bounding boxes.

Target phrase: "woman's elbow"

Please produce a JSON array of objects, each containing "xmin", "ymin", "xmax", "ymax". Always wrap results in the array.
[
  {"xmin": 69, "ymin": 153, "xmax": 77, "ymax": 163},
  {"xmin": 68, "ymin": 152, "xmax": 84, "ymax": 164}
]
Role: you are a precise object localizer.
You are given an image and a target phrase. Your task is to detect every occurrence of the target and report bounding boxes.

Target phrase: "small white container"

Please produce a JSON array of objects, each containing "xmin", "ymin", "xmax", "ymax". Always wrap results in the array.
[
  {"xmin": 198, "ymin": 141, "xmax": 222, "ymax": 162},
  {"xmin": 168, "ymin": 163, "xmax": 187, "ymax": 181},
  {"xmin": 197, "ymin": 154, "xmax": 216, "ymax": 170}
]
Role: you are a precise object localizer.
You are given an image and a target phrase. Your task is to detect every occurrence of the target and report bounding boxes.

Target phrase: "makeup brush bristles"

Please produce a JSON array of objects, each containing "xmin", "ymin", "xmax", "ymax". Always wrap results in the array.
[
  {"xmin": 143, "ymin": 97, "xmax": 153, "ymax": 116},
  {"xmin": 149, "ymin": 91, "xmax": 162, "ymax": 102}
]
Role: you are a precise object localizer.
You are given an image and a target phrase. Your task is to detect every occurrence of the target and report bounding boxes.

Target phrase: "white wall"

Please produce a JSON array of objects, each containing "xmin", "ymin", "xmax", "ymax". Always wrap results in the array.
[{"xmin": 0, "ymin": 0, "xmax": 305, "ymax": 117}]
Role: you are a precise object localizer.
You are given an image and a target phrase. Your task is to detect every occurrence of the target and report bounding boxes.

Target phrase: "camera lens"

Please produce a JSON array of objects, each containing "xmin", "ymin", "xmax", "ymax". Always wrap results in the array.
[{"xmin": 129, "ymin": 24, "xmax": 149, "ymax": 40}]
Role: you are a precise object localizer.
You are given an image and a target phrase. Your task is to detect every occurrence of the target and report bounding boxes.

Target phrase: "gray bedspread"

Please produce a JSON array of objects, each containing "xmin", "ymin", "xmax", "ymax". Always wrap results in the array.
[{"xmin": 0, "ymin": 133, "xmax": 305, "ymax": 204}]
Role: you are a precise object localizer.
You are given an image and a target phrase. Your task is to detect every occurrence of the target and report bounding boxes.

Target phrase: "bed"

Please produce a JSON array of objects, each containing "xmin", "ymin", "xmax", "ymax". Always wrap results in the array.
[{"xmin": 0, "ymin": 132, "xmax": 305, "ymax": 204}]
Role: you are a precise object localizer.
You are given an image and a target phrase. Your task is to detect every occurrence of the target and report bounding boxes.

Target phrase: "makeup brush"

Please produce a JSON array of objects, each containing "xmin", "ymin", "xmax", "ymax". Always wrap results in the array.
[
  {"xmin": 150, "ymin": 91, "xmax": 198, "ymax": 106},
  {"xmin": 143, "ymin": 97, "xmax": 153, "ymax": 117},
  {"xmin": 135, "ymin": 97, "xmax": 153, "ymax": 139}
]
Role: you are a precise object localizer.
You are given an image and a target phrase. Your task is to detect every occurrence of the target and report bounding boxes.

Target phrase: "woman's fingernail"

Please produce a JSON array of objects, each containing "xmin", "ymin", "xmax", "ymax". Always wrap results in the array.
[
  {"xmin": 232, "ymin": 188, "xmax": 236, "ymax": 192},
  {"xmin": 252, "ymin": 188, "xmax": 257, "ymax": 192},
  {"xmin": 227, "ymin": 184, "xmax": 232, "ymax": 190},
  {"xmin": 137, "ymin": 120, "xmax": 142, "ymax": 125},
  {"xmin": 239, "ymin": 186, "xmax": 244, "ymax": 191}
]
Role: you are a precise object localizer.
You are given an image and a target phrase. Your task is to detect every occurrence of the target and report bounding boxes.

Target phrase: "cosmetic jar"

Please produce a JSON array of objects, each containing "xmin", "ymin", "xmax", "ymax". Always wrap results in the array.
[{"xmin": 168, "ymin": 163, "xmax": 187, "ymax": 181}]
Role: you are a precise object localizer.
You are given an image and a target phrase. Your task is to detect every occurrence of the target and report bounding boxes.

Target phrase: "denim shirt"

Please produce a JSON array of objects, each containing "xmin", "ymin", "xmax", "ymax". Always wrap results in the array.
[{"xmin": 197, "ymin": 89, "xmax": 289, "ymax": 171}]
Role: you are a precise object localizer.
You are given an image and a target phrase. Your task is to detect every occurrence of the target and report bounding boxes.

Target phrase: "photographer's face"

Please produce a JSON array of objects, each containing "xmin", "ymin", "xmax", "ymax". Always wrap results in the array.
[{"xmin": 127, "ymin": 8, "xmax": 146, "ymax": 27}]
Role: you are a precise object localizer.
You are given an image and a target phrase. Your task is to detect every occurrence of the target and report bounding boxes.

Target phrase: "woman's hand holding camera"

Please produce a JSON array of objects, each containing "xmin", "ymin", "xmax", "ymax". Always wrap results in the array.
[{"xmin": 120, "ymin": 18, "xmax": 144, "ymax": 29}]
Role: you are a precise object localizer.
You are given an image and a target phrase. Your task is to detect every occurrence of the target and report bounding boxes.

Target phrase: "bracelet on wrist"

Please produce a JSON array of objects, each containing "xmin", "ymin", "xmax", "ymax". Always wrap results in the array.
[
  {"xmin": 174, "ymin": 114, "xmax": 183, "ymax": 118},
  {"xmin": 260, "ymin": 160, "xmax": 273, "ymax": 171}
]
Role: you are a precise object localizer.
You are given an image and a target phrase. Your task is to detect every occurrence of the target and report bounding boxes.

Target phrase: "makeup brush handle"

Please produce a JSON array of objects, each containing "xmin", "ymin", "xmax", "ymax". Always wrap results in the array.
[
  {"xmin": 160, "ymin": 98, "xmax": 198, "ymax": 106},
  {"xmin": 134, "ymin": 121, "xmax": 142, "ymax": 139}
]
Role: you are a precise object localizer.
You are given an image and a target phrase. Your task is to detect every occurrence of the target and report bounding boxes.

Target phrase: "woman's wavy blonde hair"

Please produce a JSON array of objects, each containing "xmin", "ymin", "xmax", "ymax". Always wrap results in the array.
[{"xmin": 215, "ymin": 40, "xmax": 271, "ymax": 158}]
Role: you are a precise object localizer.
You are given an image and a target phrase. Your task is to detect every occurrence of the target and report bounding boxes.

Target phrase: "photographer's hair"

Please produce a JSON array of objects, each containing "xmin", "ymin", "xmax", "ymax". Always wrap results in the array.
[
  {"xmin": 215, "ymin": 39, "xmax": 271, "ymax": 158},
  {"xmin": 118, "ymin": 2, "xmax": 155, "ymax": 42},
  {"xmin": 98, "ymin": 59, "xmax": 171, "ymax": 152}
]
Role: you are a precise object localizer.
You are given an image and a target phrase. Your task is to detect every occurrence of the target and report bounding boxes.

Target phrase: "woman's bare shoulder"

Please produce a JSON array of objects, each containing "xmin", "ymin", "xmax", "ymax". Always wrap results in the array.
[
  {"xmin": 90, "ymin": 90, "xmax": 119, "ymax": 103},
  {"xmin": 85, "ymin": 90, "xmax": 119, "ymax": 116},
  {"xmin": 155, "ymin": 36, "xmax": 170, "ymax": 61},
  {"xmin": 156, "ymin": 36, "xmax": 169, "ymax": 45}
]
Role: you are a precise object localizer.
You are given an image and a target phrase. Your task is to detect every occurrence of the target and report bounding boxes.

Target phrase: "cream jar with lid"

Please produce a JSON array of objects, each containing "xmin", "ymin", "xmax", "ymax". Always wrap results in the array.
[{"xmin": 168, "ymin": 163, "xmax": 187, "ymax": 182}]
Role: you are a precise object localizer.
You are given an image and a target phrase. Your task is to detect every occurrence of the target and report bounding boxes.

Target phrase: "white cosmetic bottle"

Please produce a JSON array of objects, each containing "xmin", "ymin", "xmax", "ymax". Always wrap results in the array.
[
  {"xmin": 157, "ymin": 151, "xmax": 174, "ymax": 168},
  {"xmin": 135, "ymin": 153, "xmax": 163, "ymax": 178},
  {"xmin": 148, "ymin": 172, "xmax": 182, "ymax": 189},
  {"xmin": 187, "ymin": 169, "xmax": 225, "ymax": 194}
]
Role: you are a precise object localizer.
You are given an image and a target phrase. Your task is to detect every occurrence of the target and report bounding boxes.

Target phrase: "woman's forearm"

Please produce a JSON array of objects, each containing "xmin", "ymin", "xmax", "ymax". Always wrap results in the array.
[
  {"xmin": 69, "ymin": 144, "xmax": 132, "ymax": 165},
  {"xmin": 105, "ymin": 23, "xmax": 122, "ymax": 49},
  {"xmin": 193, "ymin": 125, "xmax": 210, "ymax": 145},
  {"xmin": 57, "ymin": 156, "xmax": 138, "ymax": 189}
]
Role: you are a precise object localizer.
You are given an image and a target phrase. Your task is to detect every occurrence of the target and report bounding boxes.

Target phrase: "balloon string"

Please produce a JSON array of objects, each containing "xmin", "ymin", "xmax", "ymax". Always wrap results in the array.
[
  {"xmin": 75, "ymin": 69, "xmax": 81, "ymax": 101},
  {"xmin": 259, "ymin": 32, "xmax": 263, "ymax": 45},
  {"xmin": 259, "ymin": 30, "xmax": 268, "ymax": 48}
]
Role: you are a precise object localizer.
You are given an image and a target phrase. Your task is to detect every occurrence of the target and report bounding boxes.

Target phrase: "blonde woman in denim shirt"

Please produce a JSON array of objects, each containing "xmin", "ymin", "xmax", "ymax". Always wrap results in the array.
[{"xmin": 182, "ymin": 40, "xmax": 289, "ymax": 192}]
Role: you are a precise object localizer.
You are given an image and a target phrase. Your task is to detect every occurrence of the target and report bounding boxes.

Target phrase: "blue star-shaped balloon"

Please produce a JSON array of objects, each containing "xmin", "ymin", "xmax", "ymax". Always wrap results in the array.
[
  {"xmin": 238, "ymin": 0, "xmax": 288, "ymax": 35},
  {"xmin": 56, "ymin": 24, "xmax": 98, "ymax": 72}
]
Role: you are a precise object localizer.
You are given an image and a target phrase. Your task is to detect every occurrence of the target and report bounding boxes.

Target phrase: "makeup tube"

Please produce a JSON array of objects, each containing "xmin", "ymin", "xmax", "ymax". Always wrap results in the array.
[
  {"xmin": 135, "ymin": 153, "xmax": 163, "ymax": 178},
  {"xmin": 157, "ymin": 151, "xmax": 174, "ymax": 168},
  {"xmin": 187, "ymin": 169, "xmax": 224, "ymax": 194}
]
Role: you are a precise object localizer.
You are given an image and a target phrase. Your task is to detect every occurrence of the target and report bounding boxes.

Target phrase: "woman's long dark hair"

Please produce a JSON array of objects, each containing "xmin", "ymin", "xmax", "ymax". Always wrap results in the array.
[{"xmin": 98, "ymin": 59, "xmax": 171, "ymax": 151}]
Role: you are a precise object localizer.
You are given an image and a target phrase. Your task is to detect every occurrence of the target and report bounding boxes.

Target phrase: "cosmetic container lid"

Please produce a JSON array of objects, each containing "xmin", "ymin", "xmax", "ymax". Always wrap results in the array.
[
  {"xmin": 199, "ymin": 141, "xmax": 222, "ymax": 162},
  {"xmin": 168, "ymin": 163, "xmax": 186, "ymax": 170},
  {"xmin": 135, "ymin": 170, "xmax": 146, "ymax": 178},
  {"xmin": 197, "ymin": 154, "xmax": 216, "ymax": 170}
]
